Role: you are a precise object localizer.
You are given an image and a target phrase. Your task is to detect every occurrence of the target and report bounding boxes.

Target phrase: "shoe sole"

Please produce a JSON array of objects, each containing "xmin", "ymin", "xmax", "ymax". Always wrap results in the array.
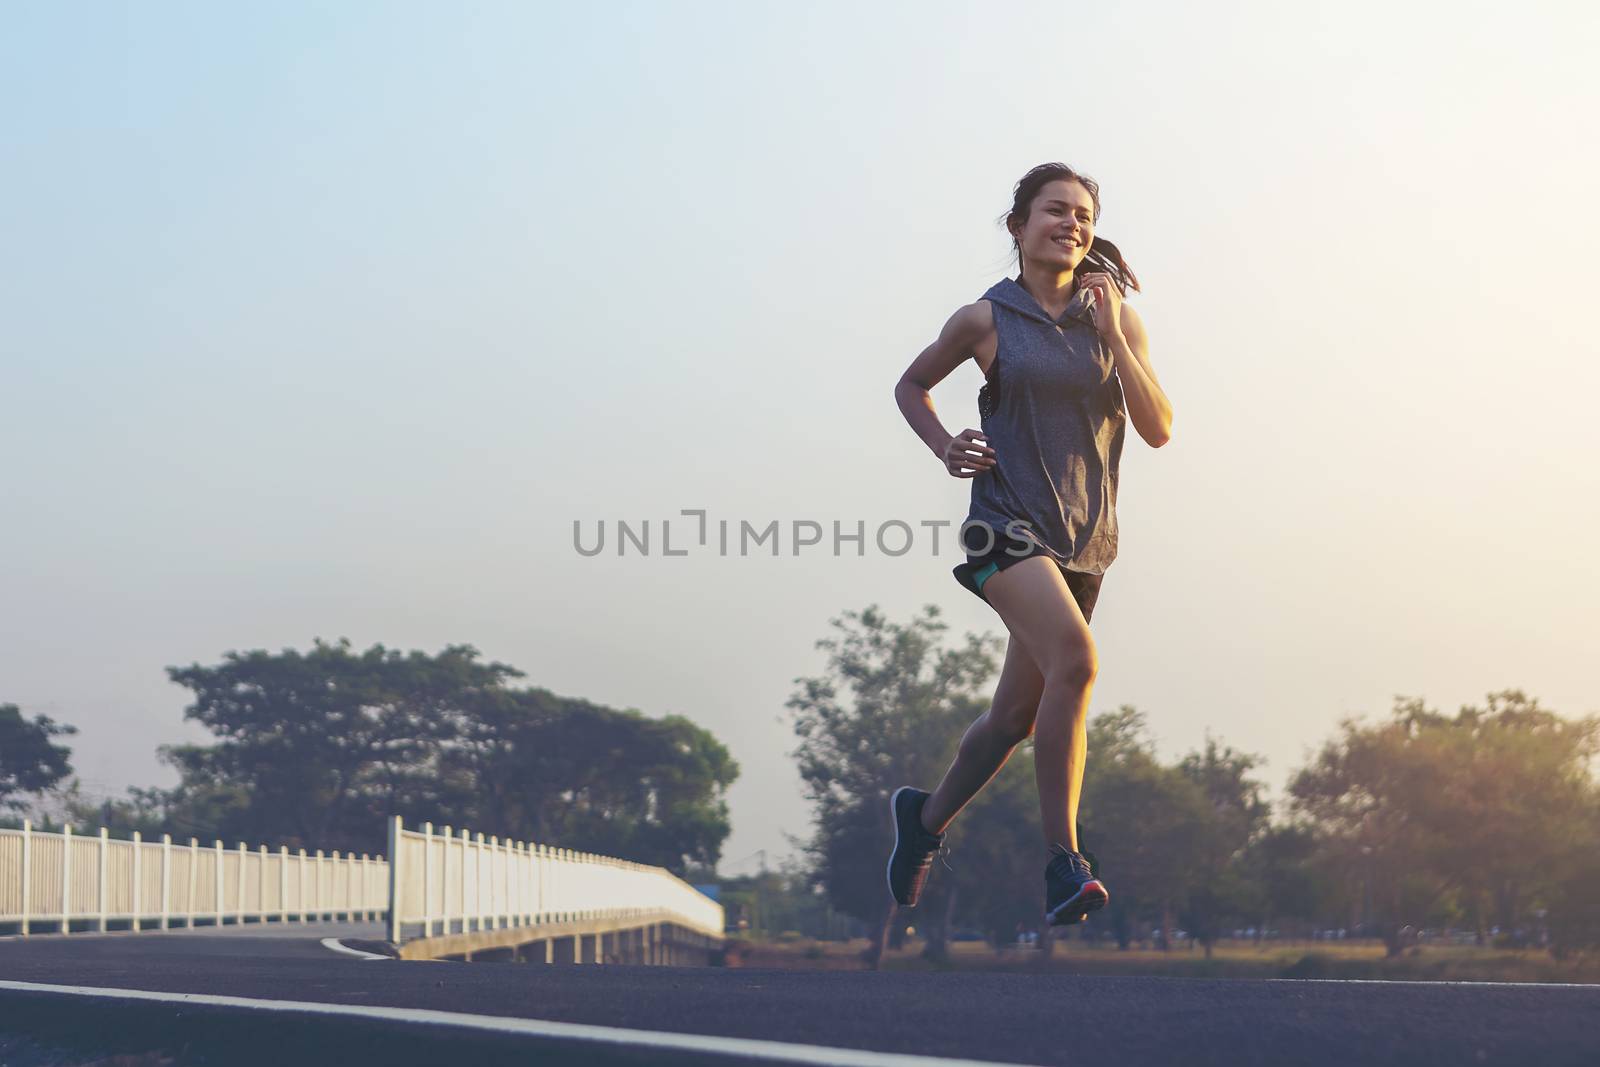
[
  {"xmin": 1045, "ymin": 879, "xmax": 1109, "ymax": 926},
  {"xmin": 886, "ymin": 786, "xmax": 915, "ymax": 908}
]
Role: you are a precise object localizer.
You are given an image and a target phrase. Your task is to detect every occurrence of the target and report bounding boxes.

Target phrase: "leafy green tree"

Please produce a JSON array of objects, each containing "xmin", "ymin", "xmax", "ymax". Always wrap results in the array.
[
  {"xmin": 436, "ymin": 688, "xmax": 738, "ymax": 874},
  {"xmin": 1423, "ymin": 690, "xmax": 1598, "ymax": 935},
  {"xmin": 1177, "ymin": 736, "xmax": 1271, "ymax": 957},
  {"xmin": 0, "ymin": 703, "xmax": 75, "ymax": 813},
  {"xmin": 163, "ymin": 639, "xmax": 520, "ymax": 852},
  {"xmin": 1078, "ymin": 707, "xmax": 1208, "ymax": 950},
  {"xmin": 1241, "ymin": 822, "xmax": 1339, "ymax": 939},
  {"xmin": 786, "ymin": 604, "xmax": 1001, "ymax": 967},
  {"xmin": 63, "ymin": 784, "xmax": 174, "ymax": 838},
  {"xmin": 1292, "ymin": 697, "xmax": 1477, "ymax": 955},
  {"xmin": 719, "ymin": 856, "xmax": 841, "ymax": 941},
  {"xmin": 1546, "ymin": 793, "xmax": 1600, "ymax": 957},
  {"xmin": 159, "ymin": 639, "xmax": 739, "ymax": 871},
  {"xmin": 1289, "ymin": 690, "xmax": 1599, "ymax": 956},
  {"xmin": 939, "ymin": 751, "xmax": 1045, "ymax": 949}
]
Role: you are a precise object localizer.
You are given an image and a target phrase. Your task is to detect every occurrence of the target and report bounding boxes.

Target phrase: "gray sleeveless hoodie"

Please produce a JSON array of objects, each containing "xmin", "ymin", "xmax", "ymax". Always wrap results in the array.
[{"xmin": 963, "ymin": 275, "xmax": 1127, "ymax": 575}]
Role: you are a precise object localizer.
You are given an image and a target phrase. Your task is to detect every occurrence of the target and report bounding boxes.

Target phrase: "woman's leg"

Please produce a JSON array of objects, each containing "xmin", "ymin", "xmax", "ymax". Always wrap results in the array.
[
  {"xmin": 920, "ymin": 633, "xmax": 1046, "ymax": 834},
  {"xmin": 978, "ymin": 556, "xmax": 1097, "ymax": 851}
]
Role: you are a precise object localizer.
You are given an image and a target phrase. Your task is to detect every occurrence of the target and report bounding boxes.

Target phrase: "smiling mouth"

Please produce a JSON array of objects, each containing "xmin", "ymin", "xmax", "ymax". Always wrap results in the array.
[{"xmin": 1052, "ymin": 237, "xmax": 1079, "ymax": 248}]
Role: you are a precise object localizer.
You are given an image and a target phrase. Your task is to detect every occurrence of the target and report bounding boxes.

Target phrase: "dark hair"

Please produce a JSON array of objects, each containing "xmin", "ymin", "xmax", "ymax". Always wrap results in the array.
[{"xmin": 999, "ymin": 162, "xmax": 1141, "ymax": 297}]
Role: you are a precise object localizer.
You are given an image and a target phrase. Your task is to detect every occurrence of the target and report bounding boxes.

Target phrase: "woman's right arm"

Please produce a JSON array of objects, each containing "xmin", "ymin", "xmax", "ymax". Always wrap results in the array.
[{"xmin": 893, "ymin": 301, "xmax": 996, "ymax": 478}]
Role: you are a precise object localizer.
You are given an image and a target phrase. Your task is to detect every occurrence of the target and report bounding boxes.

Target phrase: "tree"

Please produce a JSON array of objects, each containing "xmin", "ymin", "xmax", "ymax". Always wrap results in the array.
[
  {"xmin": 0, "ymin": 703, "xmax": 75, "ymax": 813},
  {"xmin": 1546, "ymin": 793, "xmax": 1600, "ymax": 957},
  {"xmin": 1424, "ymin": 691, "xmax": 1598, "ymax": 937},
  {"xmin": 937, "ymin": 751, "xmax": 1046, "ymax": 950},
  {"xmin": 1077, "ymin": 707, "xmax": 1209, "ymax": 950},
  {"xmin": 64, "ymin": 784, "xmax": 177, "ymax": 839},
  {"xmin": 435, "ymin": 688, "xmax": 739, "ymax": 874},
  {"xmin": 1288, "ymin": 691, "xmax": 1600, "ymax": 956},
  {"xmin": 718, "ymin": 855, "xmax": 840, "ymax": 942},
  {"xmin": 1291, "ymin": 696, "xmax": 1475, "ymax": 955},
  {"xmin": 1177, "ymin": 736, "xmax": 1271, "ymax": 957},
  {"xmin": 163, "ymin": 639, "xmax": 520, "ymax": 852},
  {"xmin": 786, "ymin": 604, "xmax": 1001, "ymax": 968},
  {"xmin": 1241, "ymin": 822, "xmax": 1338, "ymax": 940},
  {"xmin": 160, "ymin": 639, "xmax": 739, "ymax": 871}
]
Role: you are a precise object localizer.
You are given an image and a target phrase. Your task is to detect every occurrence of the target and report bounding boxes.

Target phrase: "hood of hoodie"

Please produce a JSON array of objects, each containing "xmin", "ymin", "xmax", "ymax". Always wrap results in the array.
[{"xmin": 983, "ymin": 276, "xmax": 1099, "ymax": 330}]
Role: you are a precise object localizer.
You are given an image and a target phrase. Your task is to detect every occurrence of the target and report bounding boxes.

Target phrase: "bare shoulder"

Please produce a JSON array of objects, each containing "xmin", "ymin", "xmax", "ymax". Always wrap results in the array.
[
  {"xmin": 944, "ymin": 299, "xmax": 995, "ymax": 344},
  {"xmin": 930, "ymin": 299, "xmax": 997, "ymax": 366},
  {"xmin": 1119, "ymin": 300, "xmax": 1148, "ymax": 348},
  {"xmin": 942, "ymin": 300, "xmax": 998, "ymax": 374},
  {"xmin": 1115, "ymin": 299, "xmax": 1161, "ymax": 384},
  {"xmin": 898, "ymin": 300, "xmax": 997, "ymax": 391}
]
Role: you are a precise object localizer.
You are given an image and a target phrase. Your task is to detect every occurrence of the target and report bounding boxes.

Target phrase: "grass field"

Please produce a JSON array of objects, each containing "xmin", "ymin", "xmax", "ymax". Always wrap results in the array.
[{"xmin": 725, "ymin": 936, "xmax": 1600, "ymax": 984}]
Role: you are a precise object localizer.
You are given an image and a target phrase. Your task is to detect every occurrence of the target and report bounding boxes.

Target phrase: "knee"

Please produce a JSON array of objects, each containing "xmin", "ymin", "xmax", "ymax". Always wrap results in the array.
[
  {"xmin": 1043, "ymin": 640, "xmax": 1097, "ymax": 691},
  {"xmin": 985, "ymin": 703, "xmax": 1037, "ymax": 746}
]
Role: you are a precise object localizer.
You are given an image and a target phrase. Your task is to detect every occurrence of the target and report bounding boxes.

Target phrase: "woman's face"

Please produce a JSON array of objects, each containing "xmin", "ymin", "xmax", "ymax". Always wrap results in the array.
[{"xmin": 1013, "ymin": 178, "xmax": 1096, "ymax": 275}]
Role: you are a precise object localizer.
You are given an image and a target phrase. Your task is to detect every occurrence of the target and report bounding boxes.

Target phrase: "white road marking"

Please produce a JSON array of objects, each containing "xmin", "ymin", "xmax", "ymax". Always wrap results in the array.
[
  {"xmin": 1268, "ymin": 977, "xmax": 1600, "ymax": 990},
  {"xmin": 0, "ymin": 980, "xmax": 1043, "ymax": 1066},
  {"xmin": 319, "ymin": 938, "xmax": 389, "ymax": 960}
]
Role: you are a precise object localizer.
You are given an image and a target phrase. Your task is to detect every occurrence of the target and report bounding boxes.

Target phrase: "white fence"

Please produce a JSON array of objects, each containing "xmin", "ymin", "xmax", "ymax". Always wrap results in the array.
[
  {"xmin": 0, "ymin": 817, "xmax": 725, "ymax": 947},
  {"xmin": 0, "ymin": 822, "xmax": 387, "ymax": 934},
  {"xmin": 385, "ymin": 816, "xmax": 724, "ymax": 943}
]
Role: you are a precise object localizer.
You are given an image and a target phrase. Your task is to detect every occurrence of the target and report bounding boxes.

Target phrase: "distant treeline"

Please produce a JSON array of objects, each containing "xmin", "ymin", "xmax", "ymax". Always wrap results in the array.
[
  {"xmin": 785, "ymin": 605, "xmax": 1600, "ymax": 963},
  {"xmin": 0, "ymin": 639, "xmax": 738, "ymax": 876},
  {"xmin": 8, "ymin": 611, "xmax": 1599, "ymax": 965}
]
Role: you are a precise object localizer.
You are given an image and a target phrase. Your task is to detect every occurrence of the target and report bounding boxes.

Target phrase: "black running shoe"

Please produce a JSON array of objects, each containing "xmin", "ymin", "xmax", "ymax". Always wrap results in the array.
[
  {"xmin": 1044, "ymin": 843, "xmax": 1109, "ymax": 926},
  {"xmin": 886, "ymin": 786, "xmax": 948, "ymax": 907}
]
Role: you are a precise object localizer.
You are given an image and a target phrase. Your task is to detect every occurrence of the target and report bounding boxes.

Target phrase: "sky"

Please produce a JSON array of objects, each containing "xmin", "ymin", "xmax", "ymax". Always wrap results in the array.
[{"xmin": 3, "ymin": 1, "xmax": 1597, "ymax": 876}]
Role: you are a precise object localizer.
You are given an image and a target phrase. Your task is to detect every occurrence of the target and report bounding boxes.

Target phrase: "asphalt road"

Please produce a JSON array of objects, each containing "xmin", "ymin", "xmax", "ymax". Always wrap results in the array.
[{"xmin": 1, "ymin": 930, "xmax": 1597, "ymax": 1066}]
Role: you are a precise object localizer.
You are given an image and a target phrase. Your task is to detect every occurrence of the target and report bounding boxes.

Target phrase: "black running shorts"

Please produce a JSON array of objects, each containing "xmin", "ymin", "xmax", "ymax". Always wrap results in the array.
[{"xmin": 951, "ymin": 526, "xmax": 1104, "ymax": 624}]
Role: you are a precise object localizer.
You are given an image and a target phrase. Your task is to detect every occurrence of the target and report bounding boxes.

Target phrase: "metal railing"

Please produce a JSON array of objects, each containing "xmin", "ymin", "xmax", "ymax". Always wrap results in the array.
[
  {"xmin": 1, "ymin": 817, "xmax": 724, "ymax": 947},
  {"xmin": 385, "ymin": 816, "xmax": 723, "ymax": 943},
  {"xmin": 0, "ymin": 822, "xmax": 386, "ymax": 934}
]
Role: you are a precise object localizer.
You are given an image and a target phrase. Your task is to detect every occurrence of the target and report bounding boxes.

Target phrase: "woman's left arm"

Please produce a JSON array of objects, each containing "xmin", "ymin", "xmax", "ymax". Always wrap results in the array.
[{"xmin": 1104, "ymin": 302, "xmax": 1172, "ymax": 448}]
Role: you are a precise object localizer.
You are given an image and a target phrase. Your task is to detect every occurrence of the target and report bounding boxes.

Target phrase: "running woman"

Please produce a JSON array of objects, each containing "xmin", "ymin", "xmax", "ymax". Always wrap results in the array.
[{"xmin": 887, "ymin": 162, "xmax": 1173, "ymax": 926}]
